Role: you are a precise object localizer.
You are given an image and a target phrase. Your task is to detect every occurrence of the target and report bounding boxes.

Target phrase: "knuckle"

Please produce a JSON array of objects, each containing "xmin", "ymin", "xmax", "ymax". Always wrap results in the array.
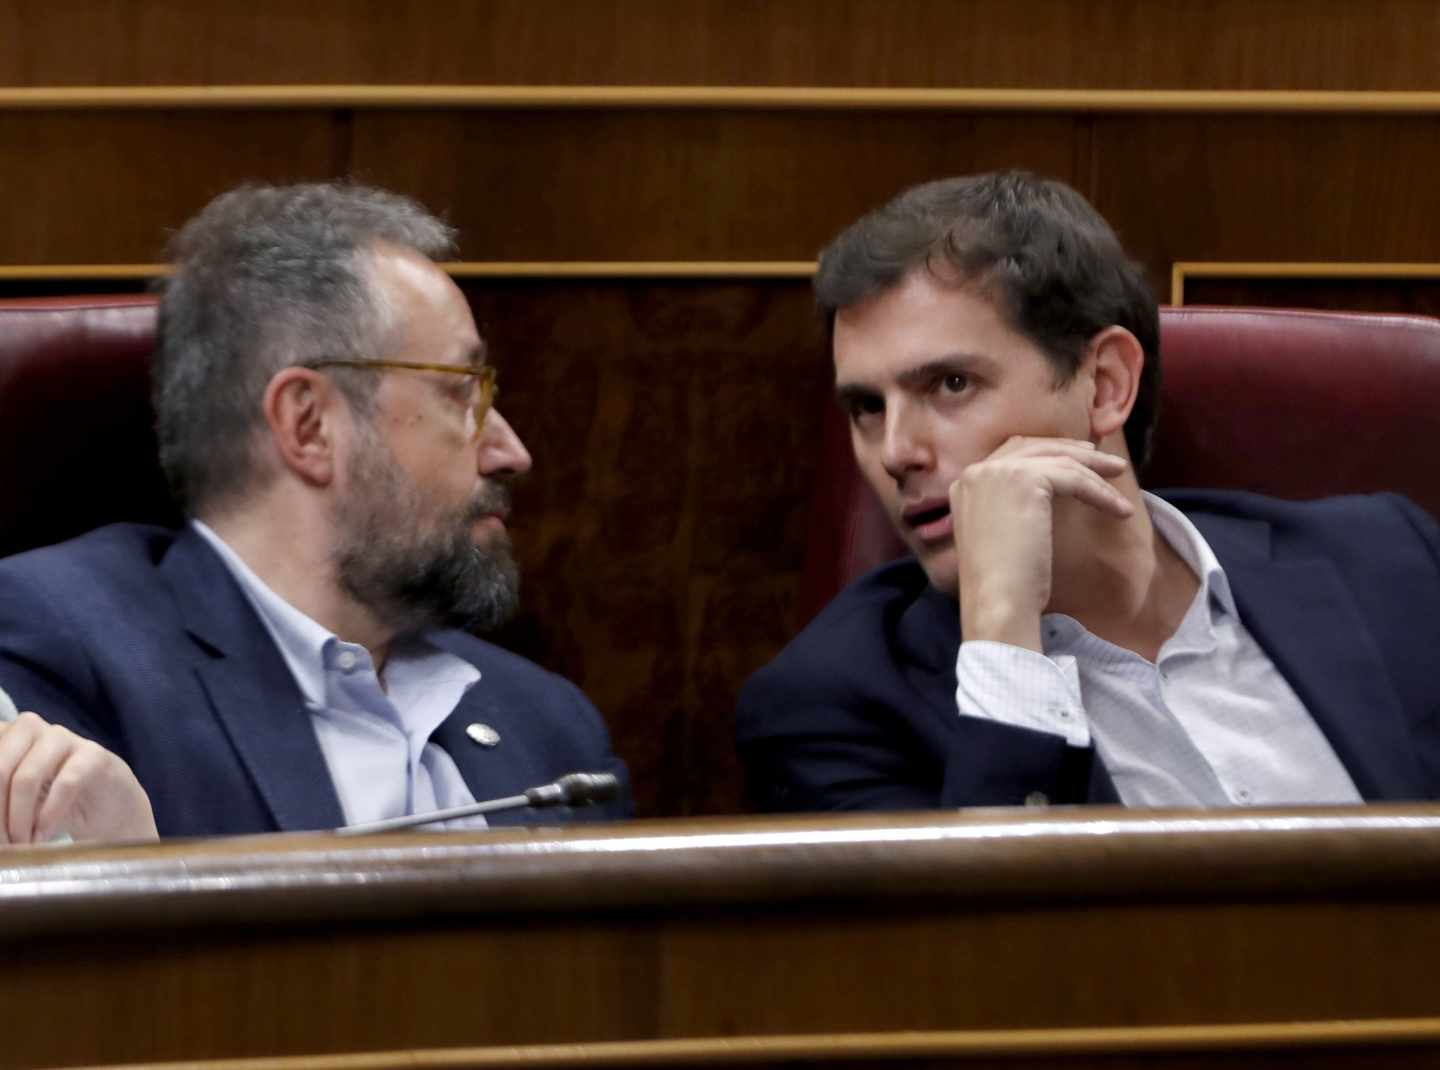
[
  {"xmin": 48, "ymin": 764, "xmax": 86, "ymax": 798},
  {"xmin": 71, "ymin": 735, "xmax": 114, "ymax": 761},
  {"xmin": 9, "ymin": 765, "xmax": 44, "ymax": 798},
  {"xmin": 959, "ymin": 463, "xmax": 990, "ymax": 487}
]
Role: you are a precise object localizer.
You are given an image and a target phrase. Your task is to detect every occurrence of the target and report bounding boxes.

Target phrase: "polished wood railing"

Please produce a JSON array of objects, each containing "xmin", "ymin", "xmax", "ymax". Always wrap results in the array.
[{"xmin": 5, "ymin": 806, "xmax": 1440, "ymax": 1069}]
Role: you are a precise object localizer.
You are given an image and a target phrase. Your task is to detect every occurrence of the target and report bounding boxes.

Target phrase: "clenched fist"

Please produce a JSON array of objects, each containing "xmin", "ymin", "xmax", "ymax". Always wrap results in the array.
[{"xmin": 0, "ymin": 711, "xmax": 158, "ymax": 846}]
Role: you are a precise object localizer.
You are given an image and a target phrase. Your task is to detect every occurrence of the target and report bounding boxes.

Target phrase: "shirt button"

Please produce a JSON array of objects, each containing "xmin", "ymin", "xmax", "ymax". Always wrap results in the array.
[
  {"xmin": 1024, "ymin": 791, "xmax": 1049, "ymax": 807},
  {"xmin": 1236, "ymin": 788, "xmax": 1253, "ymax": 803},
  {"xmin": 335, "ymin": 650, "xmax": 358, "ymax": 672}
]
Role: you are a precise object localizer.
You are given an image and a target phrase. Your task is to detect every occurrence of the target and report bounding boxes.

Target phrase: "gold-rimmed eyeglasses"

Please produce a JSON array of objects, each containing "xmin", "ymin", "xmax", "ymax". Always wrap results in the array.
[{"xmin": 300, "ymin": 359, "xmax": 498, "ymax": 437}]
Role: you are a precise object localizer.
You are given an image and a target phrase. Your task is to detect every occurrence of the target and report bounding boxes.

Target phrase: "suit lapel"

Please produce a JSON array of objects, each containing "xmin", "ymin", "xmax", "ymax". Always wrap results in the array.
[
  {"xmin": 160, "ymin": 529, "xmax": 346, "ymax": 831},
  {"xmin": 428, "ymin": 687, "xmax": 507, "ymax": 798},
  {"xmin": 427, "ymin": 690, "xmax": 530, "ymax": 827},
  {"xmin": 895, "ymin": 584, "xmax": 962, "ymax": 721},
  {"xmin": 1191, "ymin": 511, "xmax": 1423, "ymax": 800}
]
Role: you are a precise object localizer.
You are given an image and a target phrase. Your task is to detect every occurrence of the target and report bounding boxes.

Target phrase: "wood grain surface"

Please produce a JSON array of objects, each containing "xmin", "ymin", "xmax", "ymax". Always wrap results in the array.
[
  {"xmin": 2, "ymin": 1, "xmax": 1438, "ymax": 90},
  {"xmin": 5, "ymin": 808, "xmax": 1440, "ymax": 1068}
]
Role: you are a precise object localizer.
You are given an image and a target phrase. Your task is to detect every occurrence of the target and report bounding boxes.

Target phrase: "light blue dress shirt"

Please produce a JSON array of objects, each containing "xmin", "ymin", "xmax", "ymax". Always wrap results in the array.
[
  {"xmin": 192, "ymin": 521, "xmax": 487, "ymax": 828},
  {"xmin": 954, "ymin": 494, "xmax": 1362, "ymax": 807}
]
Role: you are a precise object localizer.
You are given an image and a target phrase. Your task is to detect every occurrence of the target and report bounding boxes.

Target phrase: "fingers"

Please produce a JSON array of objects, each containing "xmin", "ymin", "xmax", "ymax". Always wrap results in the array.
[
  {"xmin": 33, "ymin": 742, "xmax": 105, "ymax": 843},
  {"xmin": 0, "ymin": 712, "xmax": 39, "ymax": 844},
  {"xmin": 0, "ymin": 712, "xmax": 72, "ymax": 845},
  {"xmin": 951, "ymin": 448, "xmax": 1134, "ymax": 521},
  {"xmin": 992, "ymin": 435, "xmax": 1130, "ymax": 473},
  {"xmin": 990, "ymin": 435, "xmax": 1103, "ymax": 458},
  {"xmin": 0, "ymin": 713, "xmax": 157, "ymax": 846},
  {"xmin": 7, "ymin": 721, "xmax": 78, "ymax": 844},
  {"xmin": 1046, "ymin": 456, "xmax": 1135, "ymax": 518}
]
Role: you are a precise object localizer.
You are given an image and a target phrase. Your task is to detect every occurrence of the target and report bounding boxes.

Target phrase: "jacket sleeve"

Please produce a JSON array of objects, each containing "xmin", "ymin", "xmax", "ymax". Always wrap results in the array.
[
  {"xmin": 0, "ymin": 566, "xmax": 122, "ymax": 753},
  {"xmin": 559, "ymin": 677, "xmax": 635, "ymax": 822},
  {"xmin": 737, "ymin": 654, "xmax": 1106, "ymax": 813}
]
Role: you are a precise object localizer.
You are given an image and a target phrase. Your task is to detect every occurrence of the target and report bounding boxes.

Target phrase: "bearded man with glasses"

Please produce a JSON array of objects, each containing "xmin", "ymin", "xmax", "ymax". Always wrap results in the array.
[{"xmin": 0, "ymin": 183, "xmax": 631, "ymax": 844}]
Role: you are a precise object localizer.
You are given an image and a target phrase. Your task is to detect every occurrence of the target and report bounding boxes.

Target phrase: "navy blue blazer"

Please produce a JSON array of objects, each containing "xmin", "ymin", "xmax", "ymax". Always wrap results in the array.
[
  {"xmin": 0, "ymin": 524, "xmax": 631, "ymax": 836},
  {"xmin": 738, "ymin": 491, "xmax": 1440, "ymax": 811}
]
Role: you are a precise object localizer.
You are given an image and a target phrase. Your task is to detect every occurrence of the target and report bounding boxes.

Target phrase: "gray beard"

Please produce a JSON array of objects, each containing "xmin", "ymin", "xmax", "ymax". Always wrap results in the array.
[{"xmin": 332, "ymin": 431, "xmax": 520, "ymax": 637}]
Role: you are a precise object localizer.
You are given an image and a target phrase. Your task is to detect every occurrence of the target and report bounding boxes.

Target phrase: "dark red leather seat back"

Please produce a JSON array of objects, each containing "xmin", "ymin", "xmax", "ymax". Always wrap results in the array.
[
  {"xmin": 0, "ymin": 295, "xmax": 177, "ymax": 559},
  {"xmin": 1146, "ymin": 307, "xmax": 1440, "ymax": 507},
  {"xmin": 798, "ymin": 306, "xmax": 1440, "ymax": 623}
]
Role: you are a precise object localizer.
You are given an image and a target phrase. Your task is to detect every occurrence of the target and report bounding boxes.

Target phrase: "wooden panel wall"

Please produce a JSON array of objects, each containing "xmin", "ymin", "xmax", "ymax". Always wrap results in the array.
[
  {"xmin": 470, "ymin": 280, "xmax": 829, "ymax": 816},
  {"xmin": 1182, "ymin": 278, "xmax": 1440, "ymax": 316},
  {"xmin": 2, "ymin": 2, "xmax": 1438, "ymax": 816},
  {"xmin": 3, "ymin": 0, "xmax": 1440, "ymax": 89}
]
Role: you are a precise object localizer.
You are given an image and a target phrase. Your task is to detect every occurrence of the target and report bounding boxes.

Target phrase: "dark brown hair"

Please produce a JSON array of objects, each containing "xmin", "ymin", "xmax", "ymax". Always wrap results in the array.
[{"xmin": 815, "ymin": 171, "xmax": 1161, "ymax": 466}]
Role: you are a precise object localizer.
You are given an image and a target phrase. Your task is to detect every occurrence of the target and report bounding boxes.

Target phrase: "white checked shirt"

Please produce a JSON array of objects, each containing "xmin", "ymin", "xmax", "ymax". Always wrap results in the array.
[
  {"xmin": 954, "ymin": 494, "xmax": 1362, "ymax": 807},
  {"xmin": 193, "ymin": 521, "xmax": 488, "ymax": 828}
]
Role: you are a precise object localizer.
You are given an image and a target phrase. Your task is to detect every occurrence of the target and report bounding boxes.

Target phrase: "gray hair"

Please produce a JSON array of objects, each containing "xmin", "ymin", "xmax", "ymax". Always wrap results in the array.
[{"xmin": 153, "ymin": 182, "xmax": 457, "ymax": 515}]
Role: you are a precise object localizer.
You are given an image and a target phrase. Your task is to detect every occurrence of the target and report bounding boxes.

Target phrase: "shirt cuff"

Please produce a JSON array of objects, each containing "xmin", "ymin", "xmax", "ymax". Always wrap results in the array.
[{"xmin": 954, "ymin": 640, "xmax": 1090, "ymax": 748}]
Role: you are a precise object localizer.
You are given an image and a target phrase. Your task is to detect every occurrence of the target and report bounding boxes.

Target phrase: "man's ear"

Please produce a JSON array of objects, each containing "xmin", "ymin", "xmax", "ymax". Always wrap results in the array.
[
  {"xmin": 1084, "ymin": 326, "xmax": 1145, "ymax": 443},
  {"xmin": 261, "ymin": 367, "xmax": 340, "ymax": 488}
]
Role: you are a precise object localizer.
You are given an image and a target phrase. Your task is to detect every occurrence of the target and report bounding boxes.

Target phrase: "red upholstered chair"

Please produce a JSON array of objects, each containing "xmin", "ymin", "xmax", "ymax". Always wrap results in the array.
[
  {"xmin": 798, "ymin": 306, "xmax": 1440, "ymax": 624},
  {"xmin": 0, "ymin": 295, "xmax": 174, "ymax": 560}
]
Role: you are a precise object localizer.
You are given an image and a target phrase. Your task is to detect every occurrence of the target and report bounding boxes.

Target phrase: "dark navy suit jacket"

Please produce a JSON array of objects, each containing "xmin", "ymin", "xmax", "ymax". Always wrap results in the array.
[
  {"xmin": 738, "ymin": 492, "xmax": 1440, "ymax": 811},
  {"xmin": 0, "ymin": 524, "xmax": 631, "ymax": 836}
]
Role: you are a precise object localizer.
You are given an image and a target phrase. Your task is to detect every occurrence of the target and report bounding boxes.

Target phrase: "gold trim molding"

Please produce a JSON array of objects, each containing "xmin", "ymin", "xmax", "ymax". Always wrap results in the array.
[
  {"xmin": 14, "ymin": 259, "xmax": 1440, "ymax": 298},
  {"xmin": 1171, "ymin": 261, "xmax": 1440, "ymax": 305},
  {"xmin": 5, "ymin": 85, "xmax": 1440, "ymax": 113},
  {"xmin": 0, "ymin": 262, "xmax": 818, "ymax": 281},
  {"xmin": 61, "ymin": 1018, "xmax": 1440, "ymax": 1069}
]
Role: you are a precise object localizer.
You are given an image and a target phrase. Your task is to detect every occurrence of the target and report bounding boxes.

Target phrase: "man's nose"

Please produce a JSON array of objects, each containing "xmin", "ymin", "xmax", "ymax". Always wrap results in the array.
[
  {"xmin": 477, "ymin": 408, "xmax": 533, "ymax": 477},
  {"xmin": 879, "ymin": 405, "xmax": 933, "ymax": 482}
]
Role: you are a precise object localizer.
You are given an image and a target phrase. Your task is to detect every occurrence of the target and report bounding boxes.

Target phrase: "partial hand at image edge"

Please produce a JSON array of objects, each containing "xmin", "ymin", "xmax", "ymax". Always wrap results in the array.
[{"xmin": 0, "ymin": 688, "xmax": 74, "ymax": 845}]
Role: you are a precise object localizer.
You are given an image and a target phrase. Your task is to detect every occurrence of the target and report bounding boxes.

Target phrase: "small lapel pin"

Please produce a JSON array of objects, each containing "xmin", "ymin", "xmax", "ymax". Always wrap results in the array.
[{"xmin": 466, "ymin": 722, "xmax": 501, "ymax": 748}]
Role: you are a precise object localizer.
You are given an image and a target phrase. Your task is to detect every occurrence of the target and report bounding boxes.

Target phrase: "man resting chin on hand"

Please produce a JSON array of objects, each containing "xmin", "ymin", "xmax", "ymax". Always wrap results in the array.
[
  {"xmin": 0, "ymin": 693, "xmax": 158, "ymax": 846},
  {"xmin": 737, "ymin": 170, "xmax": 1440, "ymax": 812}
]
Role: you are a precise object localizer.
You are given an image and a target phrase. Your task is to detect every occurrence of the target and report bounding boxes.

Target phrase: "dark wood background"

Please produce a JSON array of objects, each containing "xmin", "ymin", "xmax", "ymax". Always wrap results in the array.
[
  {"xmin": 1, "ymin": 1, "xmax": 1437, "ymax": 816},
  {"xmin": 4, "ymin": 1, "xmax": 1440, "ymax": 89}
]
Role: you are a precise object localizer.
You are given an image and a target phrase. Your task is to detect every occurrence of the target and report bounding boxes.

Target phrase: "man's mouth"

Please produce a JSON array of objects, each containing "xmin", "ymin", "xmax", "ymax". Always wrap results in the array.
[
  {"xmin": 466, "ymin": 485, "xmax": 512, "ymax": 526},
  {"xmin": 465, "ymin": 487, "xmax": 513, "ymax": 543},
  {"xmin": 901, "ymin": 498, "xmax": 953, "ymax": 545}
]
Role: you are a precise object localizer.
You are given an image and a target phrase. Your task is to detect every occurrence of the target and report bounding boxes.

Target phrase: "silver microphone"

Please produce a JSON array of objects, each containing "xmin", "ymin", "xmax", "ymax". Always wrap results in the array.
[{"xmin": 334, "ymin": 771, "xmax": 620, "ymax": 836}]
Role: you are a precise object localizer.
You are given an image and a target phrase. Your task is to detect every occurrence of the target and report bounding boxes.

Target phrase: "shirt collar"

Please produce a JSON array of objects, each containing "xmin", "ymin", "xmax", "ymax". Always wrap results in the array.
[
  {"xmin": 1041, "ymin": 491, "xmax": 1237, "ymax": 653},
  {"xmin": 1143, "ymin": 491, "xmax": 1237, "ymax": 618},
  {"xmin": 190, "ymin": 519, "xmax": 334, "ymax": 708}
]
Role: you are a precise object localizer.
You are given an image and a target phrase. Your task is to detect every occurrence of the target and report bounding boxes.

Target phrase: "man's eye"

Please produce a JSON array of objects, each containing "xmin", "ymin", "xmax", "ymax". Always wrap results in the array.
[
  {"xmin": 939, "ymin": 373, "xmax": 968, "ymax": 394},
  {"xmin": 845, "ymin": 396, "xmax": 884, "ymax": 423}
]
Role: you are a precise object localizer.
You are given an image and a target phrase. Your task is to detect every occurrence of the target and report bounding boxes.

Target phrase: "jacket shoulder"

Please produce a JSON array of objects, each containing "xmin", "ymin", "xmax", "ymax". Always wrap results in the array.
[
  {"xmin": 1157, "ymin": 487, "xmax": 1432, "ymax": 530},
  {"xmin": 1159, "ymin": 489, "xmax": 1439, "ymax": 566},
  {"xmin": 739, "ymin": 558, "xmax": 933, "ymax": 715},
  {"xmin": 0, "ymin": 523, "xmax": 177, "ymax": 584}
]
